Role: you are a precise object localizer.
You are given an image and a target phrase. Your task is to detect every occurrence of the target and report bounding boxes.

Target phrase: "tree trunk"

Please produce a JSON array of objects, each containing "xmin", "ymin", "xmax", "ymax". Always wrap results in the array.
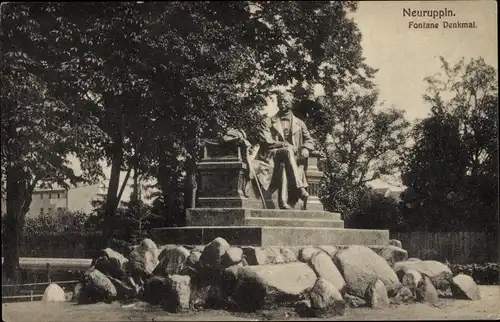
[
  {"xmin": 3, "ymin": 102, "xmax": 35, "ymax": 292},
  {"xmin": 3, "ymin": 165, "xmax": 34, "ymax": 292},
  {"xmin": 103, "ymin": 138, "xmax": 123, "ymax": 240},
  {"xmin": 132, "ymin": 166, "xmax": 139, "ymax": 203},
  {"xmin": 160, "ymin": 174, "xmax": 177, "ymax": 227}
]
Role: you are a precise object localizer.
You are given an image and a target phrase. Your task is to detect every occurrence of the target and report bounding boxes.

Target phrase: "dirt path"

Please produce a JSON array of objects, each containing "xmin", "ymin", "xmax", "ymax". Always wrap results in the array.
[{"xmin": 3, "ymin": 286, "xmax": 499, "ymax": 321}]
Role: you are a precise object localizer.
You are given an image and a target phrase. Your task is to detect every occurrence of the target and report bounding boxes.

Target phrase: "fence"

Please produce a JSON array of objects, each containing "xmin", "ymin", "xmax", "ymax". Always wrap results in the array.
[
  {"xmin": 391, "ymin": 231, "xmax": 499, "ymax": 264},
  {"xmin": 2, "ymin": 258, "xmax": 89, "ymax": 303}
]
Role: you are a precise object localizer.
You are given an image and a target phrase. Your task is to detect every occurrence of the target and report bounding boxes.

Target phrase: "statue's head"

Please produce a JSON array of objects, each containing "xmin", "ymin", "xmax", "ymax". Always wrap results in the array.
[{"xmin": 276, "ymin": 90, "xmax": 294, "ymax": 113}]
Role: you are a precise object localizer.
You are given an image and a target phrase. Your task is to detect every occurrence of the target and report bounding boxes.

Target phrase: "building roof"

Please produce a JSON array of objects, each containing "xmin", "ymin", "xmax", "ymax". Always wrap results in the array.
[{"xmin": 34, "ymin": 182, "xmax": 103, "ymax": 193}]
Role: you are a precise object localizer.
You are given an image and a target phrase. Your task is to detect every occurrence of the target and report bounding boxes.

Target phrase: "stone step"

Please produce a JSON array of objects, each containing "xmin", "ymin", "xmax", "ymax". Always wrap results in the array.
[
  {"xmin": 247, "ymin": 209, "xmax": 342, "ymax": 221},
  {"xmin": 150, "ymin": 226, "xmax": 389, "ymax": 247},
  {"xmin": 186, "ymin": 208, "xmax": 341, "ymax": 226},
  {"xmin": 245, "ymin": 217, "xmax": 344, "ymax": 228}
]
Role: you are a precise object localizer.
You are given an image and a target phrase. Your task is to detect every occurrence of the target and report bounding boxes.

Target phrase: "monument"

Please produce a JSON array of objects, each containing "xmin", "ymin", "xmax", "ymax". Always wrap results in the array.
[{"xmin": 151, "ymin": 91, "xmax": 389, "ymax": 246}]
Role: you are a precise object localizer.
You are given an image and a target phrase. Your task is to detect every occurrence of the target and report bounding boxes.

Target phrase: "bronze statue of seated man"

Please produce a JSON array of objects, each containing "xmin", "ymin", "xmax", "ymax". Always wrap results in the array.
[{"xmin": 254, "ymin": 90, "xmax": 314, "ymax": 209}]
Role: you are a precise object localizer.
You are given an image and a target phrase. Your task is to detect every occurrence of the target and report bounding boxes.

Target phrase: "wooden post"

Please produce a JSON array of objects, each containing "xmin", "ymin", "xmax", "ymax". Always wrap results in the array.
[
  {"xmin": 30, "ymin": 290, "xmax": 34, "ymax": 302},
  {"xmin": 46, "ymin": 263, "xmax": 51, "ymax": 284}
]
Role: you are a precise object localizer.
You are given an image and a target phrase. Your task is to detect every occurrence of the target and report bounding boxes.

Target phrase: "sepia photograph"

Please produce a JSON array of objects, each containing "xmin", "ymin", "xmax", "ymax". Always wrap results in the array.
[{"xmin": 1, "ymin": 1, "xmax": 498, "ymax": 320}]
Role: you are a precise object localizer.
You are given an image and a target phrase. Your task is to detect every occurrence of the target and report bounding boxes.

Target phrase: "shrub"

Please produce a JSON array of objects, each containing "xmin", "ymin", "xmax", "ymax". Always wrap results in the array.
[
  {"xmin": 23, "ymin": 211, "xmax": 91, "ymax": 236},
  {"xmin": 1, "ymin": 210, "xmax": 100, "ymax": 236},
  {"xmin": 449, "ymin": 263, "xmax": 500, "ymax": 285}
]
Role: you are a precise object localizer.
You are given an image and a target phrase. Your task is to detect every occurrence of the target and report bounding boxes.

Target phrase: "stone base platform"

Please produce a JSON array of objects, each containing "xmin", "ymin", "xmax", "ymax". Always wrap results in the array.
[
  {"xmin": 186, "ymin": 208, "xmax": 343, "ymax": 228},
  {"xmin": 149, "ymin": 226, "xmax": 389, "ymax": 247}
]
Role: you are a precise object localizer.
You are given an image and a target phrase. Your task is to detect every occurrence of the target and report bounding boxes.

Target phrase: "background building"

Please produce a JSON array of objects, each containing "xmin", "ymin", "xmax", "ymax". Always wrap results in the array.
[{"xmin": 25, "ymin": 183, "xmax": 105, "ymax": 217}]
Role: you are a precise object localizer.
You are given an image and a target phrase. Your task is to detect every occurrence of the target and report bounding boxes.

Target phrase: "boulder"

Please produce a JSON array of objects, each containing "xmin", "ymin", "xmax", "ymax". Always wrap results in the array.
[
  {"xmin": 309, "ymin": 252, "xmax": 346, "ymax": 293},
  {"xmin": 451, "ymin": 274, "xmax": 481, "ymax": 300},
  {"xmin": 141, "ymin": 275, "xmax": 168, "ymax": 305},
  {"xmin": 107, "ymin": 276, "xmax": 138, "ymax": 300},
  {"xmin": 318, "ymin": 246, "xmax": 339, "ymax": 258},
  {"xmin": 280, "ymin": 247, "xmax": 298, "ymax": 263},
  {"xmin": 299, "ymin": 247, "xmax": 322, "ymax": 263},
  {"xmin": 394, "ymin": 260, "xmax": 453, "ymax": 291},
  {"xmin": 394, "ymin": 285, "xmax": 414, "ymax": 303},
  {"xmin": 343, "ymin": 293, "xmax": 366, "ymax": 308},
  {"xmin": 437, "ymin": 288, "xmax": 453, "ymax": 298},
  {"xmin": 199, "ymin": 237, "xmax": 230, "ymax": 270},
  {"xmin": 153, "ymin": 245, "xmax": 190, "ymax": 277},
  {"xmin": 401, "ymin": 269, "xmax": 422, "ymax": 294},
  {"xmin": 127, "ymin": 238, "xmax": 160, "ymax": 283},
  {"xmin": 295, "ymin": 299, "xmax": 313, "ymax": 317},
  {"xmin": 407, "ymin": 258, "xmax": 421, "ymax": 262},
  {"xmin": 72, "ymin": 282, "xmax": 83, "ymax": 301},
  {"xmin": 161, "ymin": 275, "xmax": 191, "ymax": 313},
  {"xmin": 187, "ymin": 250, "xmax": 202, "ymax": 266},
  {"xmin": 102, "ymin": 248, "xmax": 129, "ymax": 267},
  {"xmin": 78, "ymin": 268, "xmax": 117, "ymax": 304},
  {"xmin": 183, "ymin": 250, "xmax": 202, "ymax": 275},
  {"xmin": 222, "ymin": 262, "xmax": 317, "ymax": 311},
  {"xmin": 308, "ymin": 278, "xmax": 346, "ymax": 317},
  {"xmin": 365, "ymin": 279, "xmax": 389, "ymax": 308},
  {"xmin": 242, "ymin": 246, "xmax": 285, "ymax": 265},
  {"xmin": 157, "ymin": 245, "xmax": 179, "ymax": 262},
  {"xmin": 379, "ymin": 246, "xmax": 408, "ymax": 267},
  {"xmin": 416, "ymin": 274, "xmax": 439, "ymax": 307},
  {"xmin": 42, "ymin": 283, "xmax": 66, "ymax": 303},
  {"xmin": 334, "ymin": 246, "xmax": 401, "ymax": 298},
  {"xmin": 140, "ymin": 238, "xmax": 157, "ymax": 250},
  {"xmin": 389, "ymin": 239, "xmax": 403, "ymax": 248},
  {"xmin": 94, "ymin": 248, "xmax": 129, "ymax": 279},
  {"xmin": 222, "ymin": 247, "xmax": 244, "ymax": 267},
  {"xmin": 108, "ymin": 239, "xmax": 134, "ymax": 258},
  {"xmin": 190, "ymin": 282, "xmax": 224, "ymax": 310}
]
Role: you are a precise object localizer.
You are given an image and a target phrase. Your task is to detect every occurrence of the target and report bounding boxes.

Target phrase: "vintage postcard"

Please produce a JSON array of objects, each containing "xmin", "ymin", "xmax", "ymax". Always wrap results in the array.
[{"xmin": 1, "ymin": 1, "xmax": 498, "ymax": 320}]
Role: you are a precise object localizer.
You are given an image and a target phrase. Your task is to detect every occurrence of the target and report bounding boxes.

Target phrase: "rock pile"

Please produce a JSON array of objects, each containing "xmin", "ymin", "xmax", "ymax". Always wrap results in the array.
[{"xmin": 69, "ymin": 237, "xmax": 481, "ymax": 317}]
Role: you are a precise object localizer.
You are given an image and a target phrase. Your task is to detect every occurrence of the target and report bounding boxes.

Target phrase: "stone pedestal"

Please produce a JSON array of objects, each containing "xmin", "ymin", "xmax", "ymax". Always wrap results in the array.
[
  {"xmin": 300, "ymin": 151, "xmax": 324, "ymax": 211},
  {"xmin": 195, "ymin": 140, "xmax": 262, "ymax": 209},
  {"xmin": 150, "ymin": 138, "xmax": 390, "ymax": 247},
  {"xmin": 150, "ymin": 226, "xmax": 389, "ymax": 247}
]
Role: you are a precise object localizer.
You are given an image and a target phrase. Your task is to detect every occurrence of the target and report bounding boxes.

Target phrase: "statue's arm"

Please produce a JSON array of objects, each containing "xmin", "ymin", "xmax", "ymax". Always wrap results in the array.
[{"xmin": 300, "ymin": 121, "xmax": 315, "ymax": 151}]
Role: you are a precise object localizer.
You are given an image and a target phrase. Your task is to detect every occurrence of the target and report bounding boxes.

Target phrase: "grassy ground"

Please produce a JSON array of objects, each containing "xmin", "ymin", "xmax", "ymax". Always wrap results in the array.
[{"xmin": 3, "ymin": 286, "xmax": 499, "ymax": 321}]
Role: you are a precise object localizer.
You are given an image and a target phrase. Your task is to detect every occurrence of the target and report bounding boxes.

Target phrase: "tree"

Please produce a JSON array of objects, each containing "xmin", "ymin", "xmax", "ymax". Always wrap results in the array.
[
  {"xmin": 401, "ymin": 57, "xmax": 498, "ymax": 235},
  {"xmin": 1, "ymin": 3, "xmax": 103, "ymax": 283},
  {"xmin": 315, "ymin": 87, "xmax": 410, "ymax": 225}
]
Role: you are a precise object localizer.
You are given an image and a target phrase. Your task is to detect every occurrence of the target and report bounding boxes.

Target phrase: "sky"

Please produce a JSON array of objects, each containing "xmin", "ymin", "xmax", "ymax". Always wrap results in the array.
[
  {"xmin": 353, "ymin": 0, "xmax": 498, "ymax": 188},
  {"xmin": 72, "ymin": 0, "xmax": 498, "ymax": 198},
  {"xmin": 352, "ymin": 0, "xmax": 497, "ymax": 122}
]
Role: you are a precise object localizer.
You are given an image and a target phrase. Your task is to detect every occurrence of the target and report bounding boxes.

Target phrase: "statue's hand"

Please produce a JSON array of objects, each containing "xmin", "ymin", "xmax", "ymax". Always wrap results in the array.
[
  {"xmin": 300, "ymin": 147, "xmax": 309, "ymax": 159},
  {"xmin": 278, "ymin": 142, "xmax": 293, "ymax": 149}
]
